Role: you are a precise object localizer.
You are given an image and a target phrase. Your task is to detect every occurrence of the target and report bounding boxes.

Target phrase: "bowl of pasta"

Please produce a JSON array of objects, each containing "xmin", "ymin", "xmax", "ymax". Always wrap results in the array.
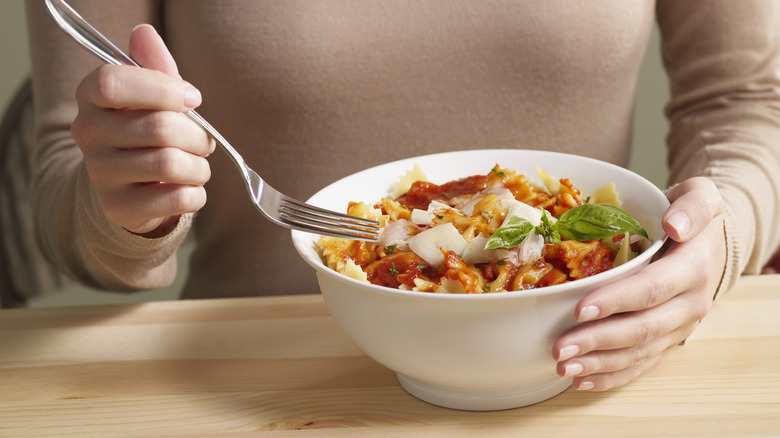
[{"xmin": 291, "ymin": 149, "xmax": 669, "ymax": 411}]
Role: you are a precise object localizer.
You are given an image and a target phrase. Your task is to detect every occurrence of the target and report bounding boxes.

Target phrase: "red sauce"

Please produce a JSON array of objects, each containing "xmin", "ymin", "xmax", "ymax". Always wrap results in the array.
[
  {"xmin": 575, "ymin": 243, "xmax": 615, "ymax": 278},
  {"xmin": 396, "ymin": 175, "xmax": 488, "ymax": 210},
  {"xmin": 365, "ymin": 252, "xmax": 438, "ymax": 289}
]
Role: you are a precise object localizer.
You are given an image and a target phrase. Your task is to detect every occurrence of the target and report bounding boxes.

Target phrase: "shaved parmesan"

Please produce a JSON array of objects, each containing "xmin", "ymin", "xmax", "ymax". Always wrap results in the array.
[
  {"xmin": 408, "ymin": 223, "xmax": 468, "ymax": 267},
  {"xmin": 410, "ymin": 209, "xmax": 435, "ymax": 226},
  {"xmin": 502, "ymin": 199, "xmax": 544, "ymax": 226},
  {"xmin": 457, "ymin": 187, "xmax": 515, "ymax": 216},
  {"xmin": 516, "ymin": 233, "xmax": 545, "ymax": 264},
  {"xmin": 378, "ymin": 219, "xmax": 413, "ymax": 250},
  {"xmin": 410, "ymin": 200, "xmax": 453, "ymax": 226},
  {"xmin": 461, "ymin": 234, "xmax": 493, "ymax": 264}
]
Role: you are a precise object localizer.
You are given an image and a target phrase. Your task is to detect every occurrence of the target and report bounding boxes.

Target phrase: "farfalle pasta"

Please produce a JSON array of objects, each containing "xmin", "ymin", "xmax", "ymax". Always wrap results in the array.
[{"xmin": 318, "ymin": 165, "xmax": 649, "ymax": 293}]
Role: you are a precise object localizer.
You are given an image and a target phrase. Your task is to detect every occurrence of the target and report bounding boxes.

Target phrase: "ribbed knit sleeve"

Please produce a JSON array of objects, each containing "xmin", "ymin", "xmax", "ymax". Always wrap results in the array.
[
  {"xmin": 657, "ymin": 0, "xmax": 780, "ymax": 296},
  {"xmin": 26, "ymin": 0, "xmax": 191, "ymax": 291}
]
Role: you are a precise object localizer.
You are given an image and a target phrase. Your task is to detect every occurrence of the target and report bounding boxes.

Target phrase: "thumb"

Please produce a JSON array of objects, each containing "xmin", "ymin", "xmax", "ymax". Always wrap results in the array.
[
  {"xmin": 129, "ymin": 24, "xmax": 180, "ymax": 78},
  {"xmin": 663, "ymin": 177, "xmax": 724, "ymax": 242}
]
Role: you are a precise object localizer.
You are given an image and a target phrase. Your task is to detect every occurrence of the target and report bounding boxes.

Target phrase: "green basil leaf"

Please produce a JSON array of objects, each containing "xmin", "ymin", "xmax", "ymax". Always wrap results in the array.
[
  {"xmin": 534, "ymin": 208, "xmax": 561, "ymax": 244},
  {"xmin": 556, "ymin": 204, "xmax": 648, "ymax": 241},
  {"xmin": 484, "ymin": 216, "xmax": 534, "ymax": 250}
]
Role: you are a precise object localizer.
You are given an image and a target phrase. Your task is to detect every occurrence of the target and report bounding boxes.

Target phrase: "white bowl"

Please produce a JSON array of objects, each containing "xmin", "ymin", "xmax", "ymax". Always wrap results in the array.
[{"xmin": 292, "ymin": 150, "xmax": 669, "ymax": 411}]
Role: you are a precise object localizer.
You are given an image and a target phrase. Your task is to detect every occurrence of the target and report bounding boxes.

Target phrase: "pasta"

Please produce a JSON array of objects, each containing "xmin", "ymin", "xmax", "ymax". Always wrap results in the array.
[{"xmin": 318, "ymin": 165, "xmax": 649, "ymax": 293}]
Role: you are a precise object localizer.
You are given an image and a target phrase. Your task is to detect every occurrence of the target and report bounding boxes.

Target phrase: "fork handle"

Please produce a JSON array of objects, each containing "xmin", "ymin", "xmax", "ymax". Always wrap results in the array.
[{"xmin": 43, "ymin": 0, "xmax": 252, "ymax": 177}]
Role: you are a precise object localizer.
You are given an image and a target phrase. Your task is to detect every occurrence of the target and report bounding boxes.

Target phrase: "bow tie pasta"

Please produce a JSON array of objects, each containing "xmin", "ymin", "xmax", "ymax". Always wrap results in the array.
[{"xmin": 319, "ymin": 165, "xmax": 649, "ymax": 294}]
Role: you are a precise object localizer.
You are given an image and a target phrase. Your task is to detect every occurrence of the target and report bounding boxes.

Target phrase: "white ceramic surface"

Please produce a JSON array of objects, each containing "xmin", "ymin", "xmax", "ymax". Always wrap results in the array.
[{"xmin": 292, "ymin": 150, "xmax": 670, "ymax": 411}]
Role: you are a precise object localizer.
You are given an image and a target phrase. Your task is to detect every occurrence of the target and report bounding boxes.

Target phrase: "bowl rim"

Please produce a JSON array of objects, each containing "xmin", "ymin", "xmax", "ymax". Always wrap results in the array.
[{"xmin": 292, "ymin": 149, "xmax": 670, "ymax": 302}]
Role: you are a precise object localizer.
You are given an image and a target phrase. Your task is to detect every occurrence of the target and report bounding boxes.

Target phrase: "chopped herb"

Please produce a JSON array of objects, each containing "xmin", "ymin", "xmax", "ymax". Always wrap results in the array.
[
  {"xmin": 417, "ymin": 264, "xmax": 428, "ymax": 270},
  {"xmin": 491, "ymin": 167, "xmax": 506, "ymax": 177},
  {"xmin": 436, "ymin": 214, "xmax": 444, "ymax": 220},
  {"xmin": 496, "ymin": 260, "xmax": 507, "ymax": 265},
  {"xmin": 385, "ymin": 244, "xmax": 397, "ymax": 254},
  {"xmin": 388, "ymin": 263, "xmax": 399, "ymax": 276},
  {"xmin": 483, "ymin": 284, "xmax": 491, "ymax": 291},
  {"xmin": 535, "ymin": 208, "xmax": 561, "ymax": 244},
  {"xmin": 480, "ymin": 210, "xmax": 492, "ymax": 221},
  {"xmin": 534, "ymin": 258, "xmax": 542, "ymax": 266}
]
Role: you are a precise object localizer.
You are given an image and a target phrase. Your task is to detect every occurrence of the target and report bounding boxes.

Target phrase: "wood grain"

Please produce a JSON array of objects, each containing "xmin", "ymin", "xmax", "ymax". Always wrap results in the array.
[{"xmin": 1, "ymin": 276, "xmax": 778, "ymax": 437}]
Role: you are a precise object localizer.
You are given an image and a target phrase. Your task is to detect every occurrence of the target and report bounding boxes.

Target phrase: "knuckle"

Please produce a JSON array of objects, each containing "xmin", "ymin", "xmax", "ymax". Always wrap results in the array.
[
  {"xmin": 93, "ymin": 66, "xmax": 123, "ymax": 104},
  {"xmin": 637, "ymin": 270, "xmax": 669, "ymax": 309},
  {"xmin": 689, "ymin": 178, "xmax": 725, "ymax": 217},
  {"xmin": 70, "ymin": 115, "xmax": 92, "ymax": 146},
  {"xmin": 154, "ymin": 147, "xmax": 183, "ymax": 180},
  {"xmin": 629, "ymin": 345, "xmax": 653, "ymax": 370},
  {"xmin": 633, "ymin": 318, "xmax": 660, "ymax": 347},
  {"xmin": 145, "ymin": 112, "xmax": 179, "ymax": 147},
  {"xmin": 198, "ymin": 157, "xmax": 212, "ymax": 184},
  {"xmin": 171, "ymin": 186, "xmax": 206, "ymax": 213}
]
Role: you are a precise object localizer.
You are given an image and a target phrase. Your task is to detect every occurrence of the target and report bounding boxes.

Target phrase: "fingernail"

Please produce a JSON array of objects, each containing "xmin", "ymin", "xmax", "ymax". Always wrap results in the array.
[
  {"xmin": 132, "ymin": 23, "xmax": 157, "ymax": 34},
  {"xmin": 578, "ymin": 305, "xmax": 600, "ymax": 322},
  {"xmin": 558, "ymin": 344, "xmax": 580, "ymax": 361},
  {"xmin": 563, "ymin": 362, "xmax": 584, "ymax": 377},
  {"xmin": 576, "ymin": 381, "xmax": 595, "ymax": 391},
  {"xmin": 667, "ymin": 210, "xmax": 691, "ymax": 240},
  {"xmin": 184, "ymin": 85, "xmax": 202, "ymax": 108}
]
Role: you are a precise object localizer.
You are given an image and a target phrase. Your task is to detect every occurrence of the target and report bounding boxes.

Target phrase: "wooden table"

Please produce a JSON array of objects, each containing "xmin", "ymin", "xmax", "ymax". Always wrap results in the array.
[{"xmin": 1, "ymin": 275, "xmax": 778, "ymax": 437}]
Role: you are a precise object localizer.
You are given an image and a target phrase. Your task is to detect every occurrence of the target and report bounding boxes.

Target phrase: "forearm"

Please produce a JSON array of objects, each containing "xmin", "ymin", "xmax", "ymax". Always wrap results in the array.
[
  {"xmin": 658, "ymin": 0, "xmax": 780, "ymax": 294},
  {"xmin": 25, "ymin": 0, "xmax": 188, "ymax": 291}
]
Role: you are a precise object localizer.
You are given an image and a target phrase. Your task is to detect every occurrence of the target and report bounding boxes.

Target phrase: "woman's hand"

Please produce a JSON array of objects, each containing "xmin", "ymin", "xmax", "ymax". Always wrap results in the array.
[
  {"xmin": 552, "ymin": 177, "xmax": 727, "ymax": 391},
  {"xmin": 71, "ymin": 24, "xmax": 214, "ymax": 237}
]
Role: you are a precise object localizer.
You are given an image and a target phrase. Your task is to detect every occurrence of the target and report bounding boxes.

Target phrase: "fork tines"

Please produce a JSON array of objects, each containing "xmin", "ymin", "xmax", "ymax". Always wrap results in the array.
[{"xmin": 280, "ymin": 199, "xmax": 380, "ymax": 241}]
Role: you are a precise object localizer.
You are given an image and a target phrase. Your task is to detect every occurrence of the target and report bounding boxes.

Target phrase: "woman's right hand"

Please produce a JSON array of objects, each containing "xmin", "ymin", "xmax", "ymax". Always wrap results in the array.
[{"xmin": 71, "ymin": 24, "xmax": 214, "ymax": 237}]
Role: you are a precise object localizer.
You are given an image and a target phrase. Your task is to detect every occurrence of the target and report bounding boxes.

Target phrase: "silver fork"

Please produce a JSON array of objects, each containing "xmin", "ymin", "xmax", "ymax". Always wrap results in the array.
[{"xmin": 43, "ymin": 0, "xmax": 379, "ymax": 241}]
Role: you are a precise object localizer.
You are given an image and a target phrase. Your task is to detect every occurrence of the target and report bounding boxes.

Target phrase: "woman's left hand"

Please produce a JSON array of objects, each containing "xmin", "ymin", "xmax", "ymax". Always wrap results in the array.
[{"xmin": 552, "ymin": 177, "xmax": 727, "ymax": 391}]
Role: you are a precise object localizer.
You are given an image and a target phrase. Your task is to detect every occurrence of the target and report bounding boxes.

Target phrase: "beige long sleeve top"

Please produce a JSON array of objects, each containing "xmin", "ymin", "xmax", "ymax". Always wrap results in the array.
[{"xmin": 25, "ymin": 0, "xmax": 780, "ymax": 299}]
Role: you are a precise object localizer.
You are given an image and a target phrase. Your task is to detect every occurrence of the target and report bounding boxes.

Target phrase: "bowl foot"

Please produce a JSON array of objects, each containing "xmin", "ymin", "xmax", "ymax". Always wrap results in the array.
[{"xmin": 396, "ymin": 374, "xmax": 572, "ymax": 411}]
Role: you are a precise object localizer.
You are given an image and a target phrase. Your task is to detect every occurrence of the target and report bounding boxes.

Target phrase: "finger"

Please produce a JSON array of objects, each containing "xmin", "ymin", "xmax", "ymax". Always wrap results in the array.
[
  {"xmin": 87, "ymin": 147, "xmax": 211, "ymax": 189},
  {"xmin": 100, "ymin": 183, "xmax": 207, "ymax": 233},
  {"xmin": 568, "ymin": 319, "xmax": 693, "ymax": 391},
  {"xmin": 568, "ymin": 246, "xmax": 695, "ymax": 323},
  {"xmin": 75, "ymin": 65, "xmax": 201, "ymax": 112},
  {"xmin": 569, "ymin": 350, "xmax": 665, "ymax": 392},
  {"xmin": 129, "ymin": 24, "xmax": 180, "ymax": 77},
  {"xmin": 74, "ymin": 109, "xmax": 212, "ymax": 156},
  {"xmin": 557, "ymin": 297, "xmax": 694, "ymax": 361},
  {"xmin": 663, "ymin": 177, "xmax": 724, "ymax": 242},
  {"xmin": 558, "ymin": 318, "xmax": 697, "ymax": 379},
  {"xmin": 570, "ymin": 217, "xmax": 723, "ymax": 322}
]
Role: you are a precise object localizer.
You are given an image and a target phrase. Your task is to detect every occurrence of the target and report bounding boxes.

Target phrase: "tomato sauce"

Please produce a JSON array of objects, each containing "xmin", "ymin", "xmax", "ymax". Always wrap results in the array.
[
  {"xmin": 365, "ymin": 252, "xmax": 438, "ymax": 289},
  {"xmin": 396, "ymin": 175, "xmax": 488, "ymax": 210}
]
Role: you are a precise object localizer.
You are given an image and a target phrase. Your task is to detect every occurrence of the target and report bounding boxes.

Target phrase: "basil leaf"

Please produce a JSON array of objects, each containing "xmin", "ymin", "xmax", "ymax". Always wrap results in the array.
[
  {"xmin": 484, "ymin": 216, "xmax": 534, "ymax": 250},
  {"xmin": 556, "ymin": 204, "xmax": 648, "ymax": 241},
  {"xmin": 534, "ymin": 208, "xmax": 561, "ymax": 244}
]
